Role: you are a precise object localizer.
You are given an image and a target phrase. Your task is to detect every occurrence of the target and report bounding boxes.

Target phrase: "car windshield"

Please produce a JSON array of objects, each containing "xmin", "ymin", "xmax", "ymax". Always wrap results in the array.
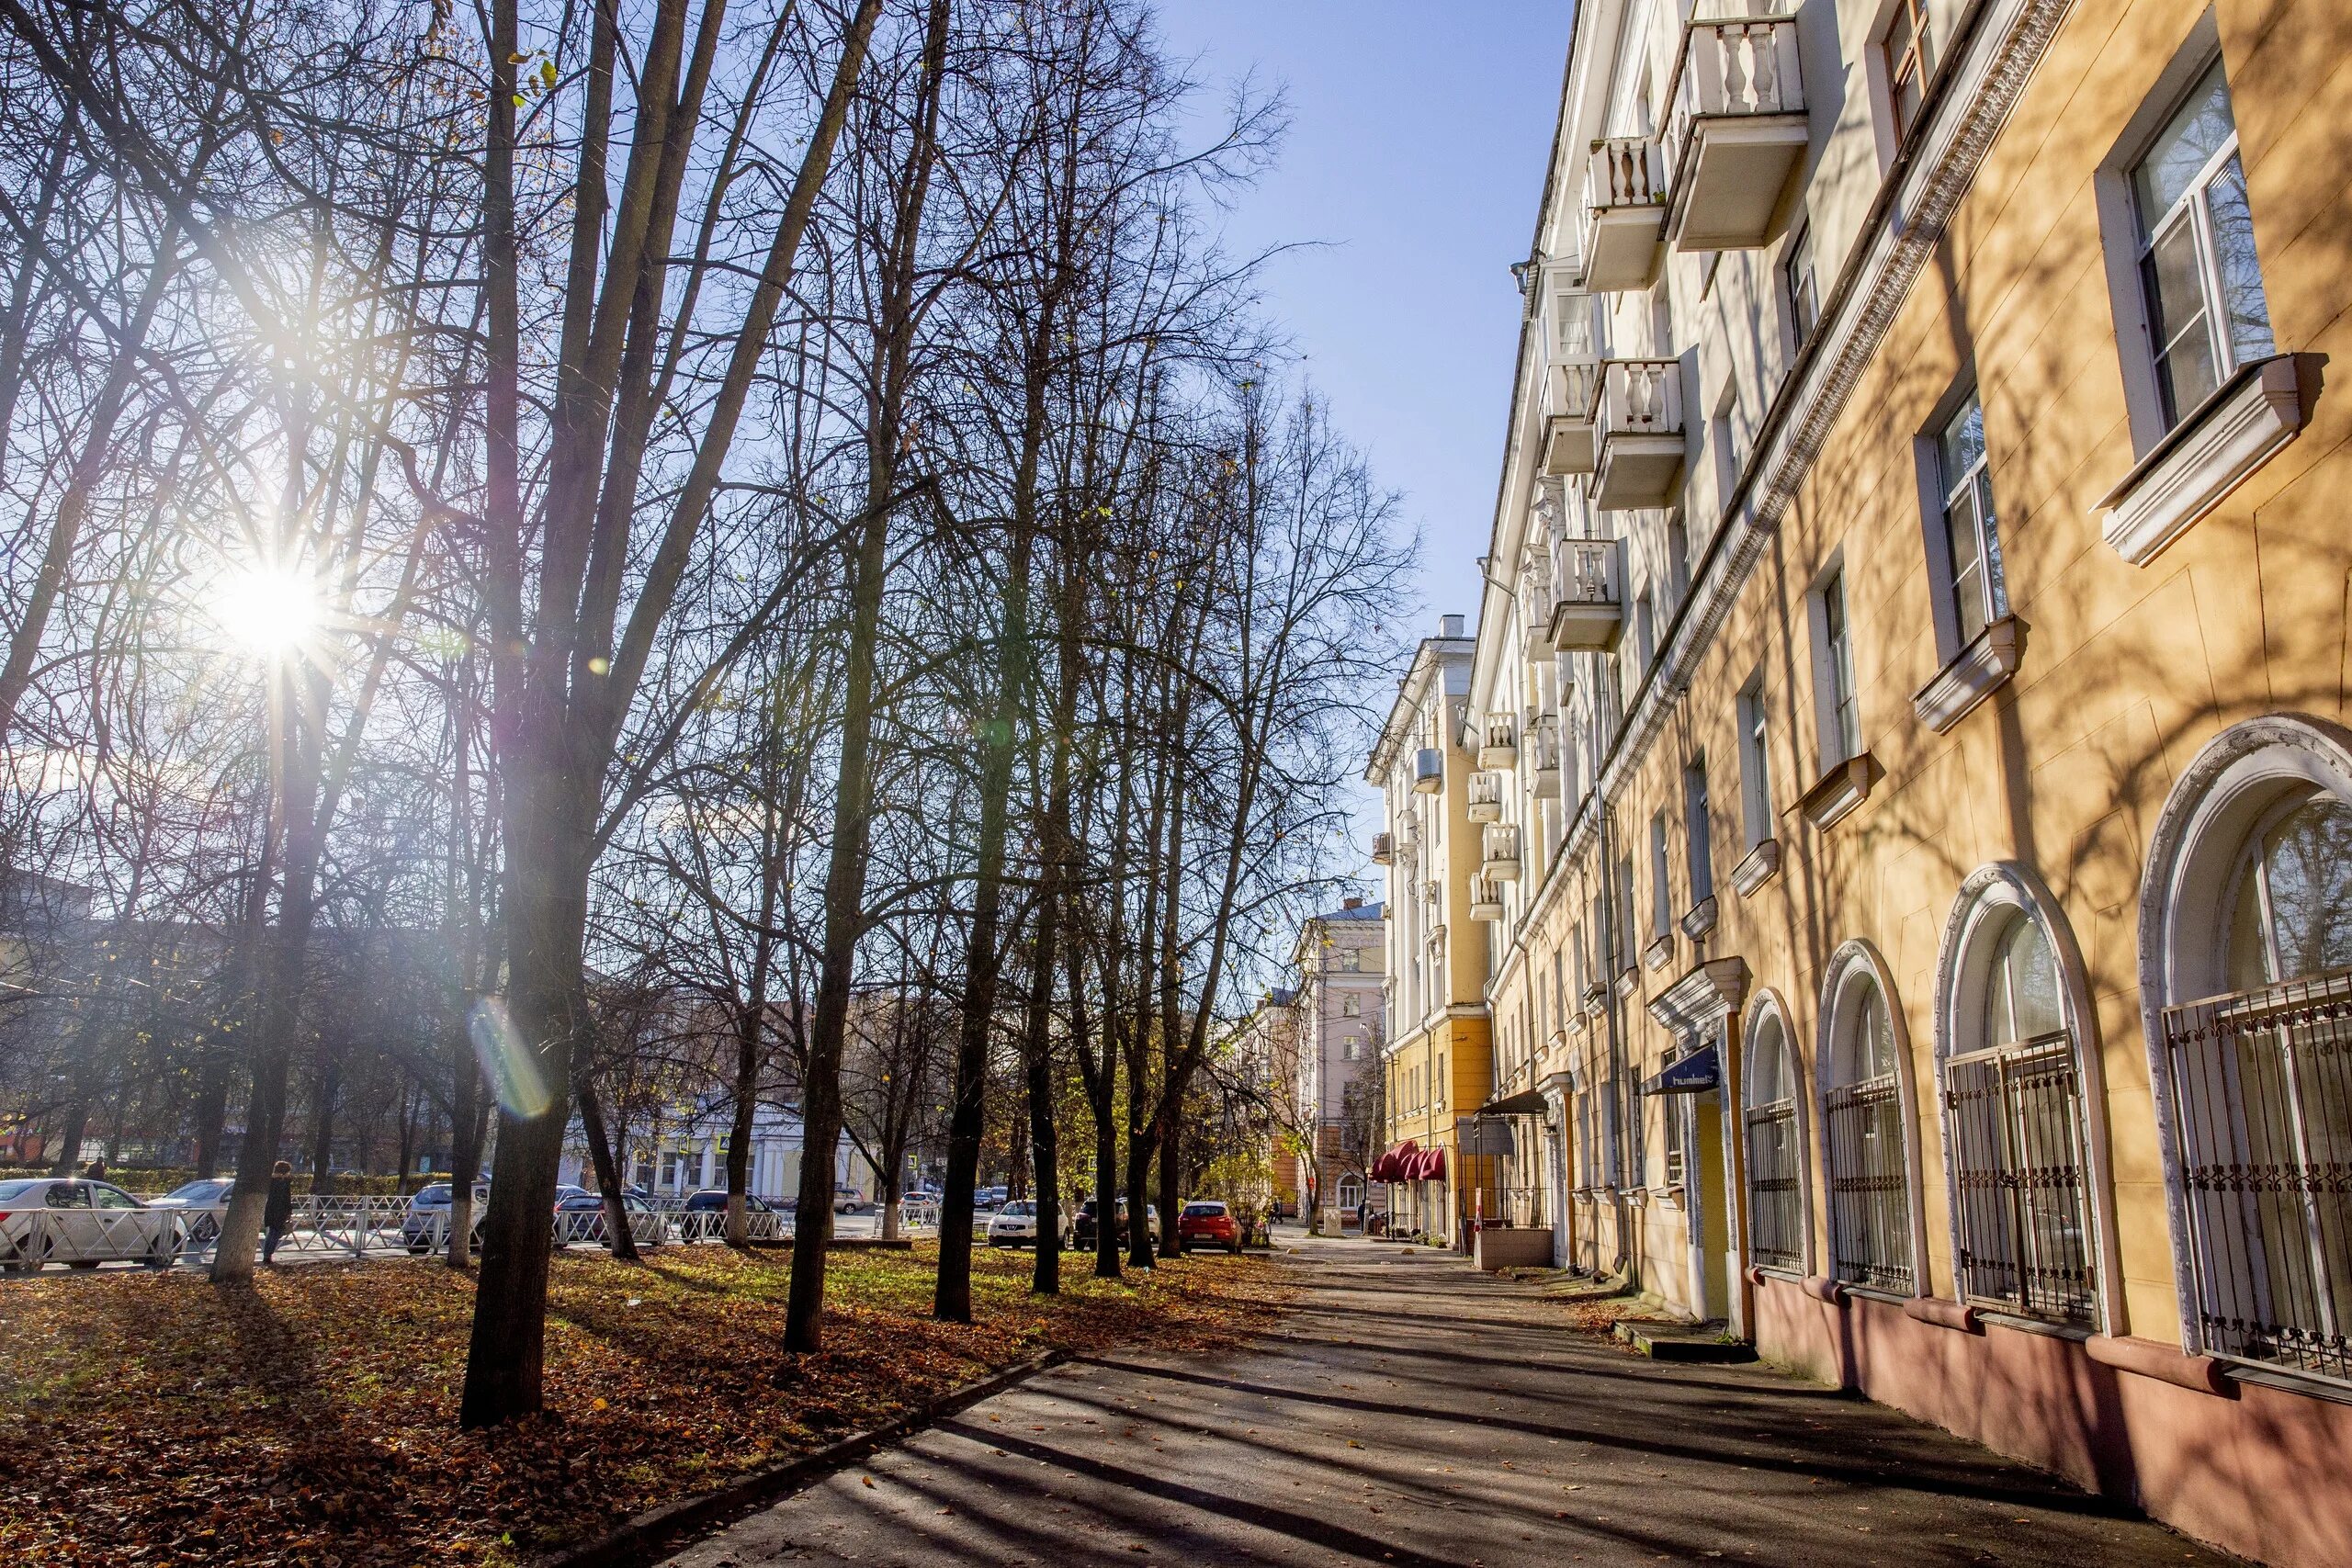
[
  {"xmin": 1182, "ymin": 1203, "xmax": 1226, "ymax": 1218},
  {"xmin": 412, "ymin": 1184, "xmax": 450, "ymax": 1204},
  {"xmin": 163, "ymin": 1180, "xmax": 226, "ymax": 1201},
  {"xmin": 0, "ymin": 1179, "xmax": 37, "ymax": 1202},
  {"xmin": 1001, "ymin": 1201, "xmax": 1033, "ymax": 1216}
]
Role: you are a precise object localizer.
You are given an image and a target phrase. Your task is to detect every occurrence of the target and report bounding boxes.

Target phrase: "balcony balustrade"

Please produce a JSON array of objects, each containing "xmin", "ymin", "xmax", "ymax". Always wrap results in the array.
[
  {"xmin": 1577, "ymin": 137, "xmax": 1667, "ymax": 292},
  {"xmin": 1590, "ymin": 359, "xmax": 1687, "ymax": 511},
  {"xmin": 1543, "ymin": 359, "xmax": 1601, "ymax": 476},
  {"xmin": 1532, "ymin": 718, "xmax": 1564, "ymax": 795},
  {"xmin": 1481, "ymin": 822, "xmax": 1522, "ymax": 883},
  {"xmin": 1412, "ymin": 746, "xmax": 1444, "ymax": 794},
  {"xmin": 1547, "ymin": 536, "xmax": 1623, "ymax": 652},
  {"xmin": 1662, "ymin": 17, "xmax": 1807, "ymax": 252},
  {"xmin": 1469, "ymin": 875, "xmax": 1504, "ymax": 923},
  {"xmin": 1476, "ymin": 715, "xmax": 1519, "ymax": 770},
  {"xmin": 1466, "ymin": 771, "xmax": 1504, "ymax": 824},
  {"xmin": 1371, "ymin": 831, "xmax": 1396, "ymax": 865}
]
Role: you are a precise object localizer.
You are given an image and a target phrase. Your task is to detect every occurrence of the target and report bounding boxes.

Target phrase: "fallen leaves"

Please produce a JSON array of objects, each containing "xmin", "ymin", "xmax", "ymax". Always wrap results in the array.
[{"xmin": 0, "ymin": 1244, "xmax": 1288, "ymax": 1566}]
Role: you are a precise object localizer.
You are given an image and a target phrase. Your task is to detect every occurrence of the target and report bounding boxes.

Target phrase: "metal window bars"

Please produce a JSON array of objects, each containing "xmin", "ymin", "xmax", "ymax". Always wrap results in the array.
[
  {"xmin": 1825, "ymin": 1076, "xmax": 1915, "ymax": 1292},
  {"xmin": 1944, "ymin": 1032, "xmax": 2098, "ymax": 1325},
  {"xmin": 2162, "ymin": 968, "xmax": 2352, "ymax": 1382},
  {"xmin": 1745, "ymin": 1099, "xmax": 1804, "ymax": 1271}
]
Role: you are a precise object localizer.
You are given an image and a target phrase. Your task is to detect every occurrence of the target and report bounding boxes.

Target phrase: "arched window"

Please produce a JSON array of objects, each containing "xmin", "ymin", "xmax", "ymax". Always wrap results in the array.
[
  {"xmin": 1744, "ymin": 1010, "xmax": 1804, "ymax": 1273},
  {"xmin": 2160, "ymin": 783, "xmax": 2352, "ymax": 1376},
  {"xmin": 1823, "ymin": 961, "xmax": 1914, "ymax": 1292},
  {"xmin": 1945, "ymin": 901, "xmax": 2096, "ymax": 1325}
]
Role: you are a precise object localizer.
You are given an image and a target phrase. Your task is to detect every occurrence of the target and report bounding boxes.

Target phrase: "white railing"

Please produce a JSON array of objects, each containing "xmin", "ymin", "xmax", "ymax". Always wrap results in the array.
[
  {"xmin": 1468, "ymin": 875, "xmax": 1504, "ymax": 920},
  {"xmin": 1482, "ymin": 822, "xmax": 1521, "ymax": 879},
  {"xmin": 1532, "ymin": 717, "xmax": 1564, "ymax": 777},
  {"xmin": 1480, "ymin": 715, "xmax": 1518, "ymax": 755},
  {"xmin": 1555, "ymin": 537, "xmax": 1617, "ymax": 606},
  {"xmin": 1467, "ymin": 771, "xmax": 1503, "ymax": 823},
  {"xmin": 1665, "ymin": 17, "xmax": 1804, "ymax": 179},
  {"xmin": 1598, "ymin": 359, "xmax": 1685, "ymax": 442},
  {"xmin": 1585, "ymin": 134, "xmax": 1662, "ymax": 213},
  {"xmin": 1548, "ymin": 359, "xmax": 1600, "ymax": 423}
]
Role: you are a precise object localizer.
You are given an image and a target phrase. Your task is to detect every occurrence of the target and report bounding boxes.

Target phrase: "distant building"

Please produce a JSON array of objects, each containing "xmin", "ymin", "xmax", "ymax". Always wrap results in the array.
[{"xmin": 1283, "ymin": 897, "xmax": 1385, "ymax": 1231}]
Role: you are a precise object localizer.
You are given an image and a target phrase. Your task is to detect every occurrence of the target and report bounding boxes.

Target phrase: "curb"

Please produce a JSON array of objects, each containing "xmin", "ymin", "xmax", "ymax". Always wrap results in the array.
[{"xmin": 536, "ymin": 1346, "xmax": 1071, "ymax": 1568}]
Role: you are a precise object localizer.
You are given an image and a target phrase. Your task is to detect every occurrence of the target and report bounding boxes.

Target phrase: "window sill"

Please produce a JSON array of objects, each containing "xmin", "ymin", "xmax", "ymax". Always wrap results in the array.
[
  {"xmin": 1796, "ymin": 751, "xmax": 1876, "ymax": 831},
  {"xmin": 1731, "ymin": 838, "xmax": 1781, "ymax": 897},
  {"xmin": 1911, "ymin": 616, "xmax": 2022, "ymax": 733},
  {"xmin": 1679, "ymin": 896, "xmax": 1719, "ymax": 941},
  {"xmin": 1974, "ymin": 1308, "xmax": 2096, "ymax": 1343},
  {"xmin": 1644, "ymin": 934, "xmax": 1676, "ymax": 971},
  {"xmin": 1838, "ymin": 1283, "xmax": 1913, "ymax": 1309},
  {"xmin": 2097, "ymin": 352, "xmax": 2315, "ymax": 567},
  {"xmin": 1612, "ymin": 967, "xmax": 1641, "ymax": 1000},
  {"xmin": 2222, "ymin": 1361, "xmax": 2352, "ymax": 1408}
]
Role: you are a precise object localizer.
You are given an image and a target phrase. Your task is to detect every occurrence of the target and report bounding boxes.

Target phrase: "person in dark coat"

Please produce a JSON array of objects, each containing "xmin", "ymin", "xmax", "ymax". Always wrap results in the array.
[
  {"xmin": 83, "ymin": 1156, "xmax": 107, "ymax": 1182},
  {"xmin": 262, "ymin": 1160, "xmax": 295, "ymax": 1265}
]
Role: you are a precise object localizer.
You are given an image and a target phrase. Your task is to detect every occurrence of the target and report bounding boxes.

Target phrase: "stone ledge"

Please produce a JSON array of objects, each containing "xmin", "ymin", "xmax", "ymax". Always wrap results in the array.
[
  {"xmin": 1911, "ymin": 617, "xmax": 2022, "ymax": 733},
  {"xmin": 2097, "ymin": 353, "xmax": 2317, "ymax": 567}
]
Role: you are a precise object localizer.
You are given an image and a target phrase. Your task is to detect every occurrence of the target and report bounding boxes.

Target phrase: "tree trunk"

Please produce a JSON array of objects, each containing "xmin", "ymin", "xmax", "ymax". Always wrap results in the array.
[
  {"xmin": 575, "ymin": 1066, "xmax": 639, "ymax": 1263},
  {"xmin": 309, "ymin": 1056, "xmax": 338, "ymax": 1198},
  {"xmin": 1157, "ymin": 1107, "xmax": 1182, "ymax": 1261},
  {"xmin": 190, "ymin": 1057, "xmax": 231, "ymax": 1180}
]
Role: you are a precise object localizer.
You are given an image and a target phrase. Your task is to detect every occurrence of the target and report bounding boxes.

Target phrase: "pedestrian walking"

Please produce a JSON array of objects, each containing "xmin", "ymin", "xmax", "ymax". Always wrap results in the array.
[
  {"xmin": 83, "ymin": 1156, "xmax": 107, "ymax": 1182},
  {"xmin": 262, "ymin": 1160, "xmax": 294, "ymax": 1265}
]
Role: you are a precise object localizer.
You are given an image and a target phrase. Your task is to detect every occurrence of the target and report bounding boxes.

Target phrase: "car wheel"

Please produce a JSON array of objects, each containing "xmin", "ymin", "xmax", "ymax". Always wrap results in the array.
[
  {"xmin": 67, "ymin": 1258, "xmax": 100, "ymax": 1270},
  {"xmin": 1227, "ymin": 1237, "xmax": 1240, "ymax": 1253}
]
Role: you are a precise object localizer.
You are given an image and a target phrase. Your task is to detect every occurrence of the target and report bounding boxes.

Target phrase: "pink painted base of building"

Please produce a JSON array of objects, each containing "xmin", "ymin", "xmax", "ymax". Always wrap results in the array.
[{"xmin": 1751, "ymin": 1275, "xmax": 2352, "ymax": 1568}]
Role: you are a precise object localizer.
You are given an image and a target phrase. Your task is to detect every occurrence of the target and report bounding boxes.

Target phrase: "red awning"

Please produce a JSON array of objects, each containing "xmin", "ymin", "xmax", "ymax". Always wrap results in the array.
[{"xmin": 1372, "ymin": 1139, "xmax": 1419, "ymax": 1183}]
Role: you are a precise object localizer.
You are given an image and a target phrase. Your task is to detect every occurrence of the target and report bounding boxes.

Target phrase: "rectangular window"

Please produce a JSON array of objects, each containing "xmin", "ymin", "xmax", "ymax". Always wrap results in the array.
[
  {"xmin": 1634, "ymin": 589, "xmax": 1656, "ymax": 672},
  {"xmin": 1666, "ymin": 518, "xmax": 1690, "ymax": 609},
  {"xmin": 1935, "ymin": 389, "xmax": 2007, "ymax": 647},
  {"xmin": 2132, "ymin": 61, "xmax": 2273, "ymax": 428},
  {"xmin": 1339, "ymin": 946, "xmax": 1363, "ymax": 973},
  {"xmin": 1737, "ymin": 678, "xmax": 1772, "ymax": 848},
  {"xmin": 1684, "ymin": 758, "xmax": 1714, "ymax": 905},
  {"xmin": 1783, "ymin": 219, "xmax": 1820, "ymax": 351},
  {"xmin": 1341, "ymin": 993, "xmax": 1361, "ymax": 1018},
  {"xmin": 1615, "ymin": 857, "xmax": 1637, "ymax": 975},
  {"xmin": 1883, "ymin": 0, "xmax": 1932, "ymax": 146},
  {"xmin": 1818, "ymin": 568, "xmax": 1860, "ymax": 766},
  {"xmin": 1649, "ymin": 815, "xmax": 1671, "ymax": 940},
  {"xmin": 1435, "ymin": 1052, "xmax": 1446, "ymax": 1108},
  {"xmin": 1663, "ymin": 1096, "xmax": 1687, "ymax": 1189}
]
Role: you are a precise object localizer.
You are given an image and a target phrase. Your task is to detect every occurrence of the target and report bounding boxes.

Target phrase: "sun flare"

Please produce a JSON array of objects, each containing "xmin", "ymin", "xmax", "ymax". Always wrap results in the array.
[{"xmin": 214, "ymin": 564, "xmax": 324, "ymax": 658}]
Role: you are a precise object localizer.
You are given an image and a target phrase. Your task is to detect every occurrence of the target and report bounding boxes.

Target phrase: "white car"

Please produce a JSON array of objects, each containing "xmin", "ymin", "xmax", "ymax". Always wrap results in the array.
[
  {"xmin": 986, "ymin": 1200, "xmax": 1072, "ymax": 1248},
  {"xmin": 0, "ymin": 1178, "xmax": 184, "ymax": 1271}
]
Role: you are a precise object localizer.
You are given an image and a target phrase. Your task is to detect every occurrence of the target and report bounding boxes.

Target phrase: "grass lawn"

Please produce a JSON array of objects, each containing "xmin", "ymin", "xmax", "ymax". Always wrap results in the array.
[{"xmin": 0, "ymin": 1243, "xmax": 1288, "ymax": 1565}]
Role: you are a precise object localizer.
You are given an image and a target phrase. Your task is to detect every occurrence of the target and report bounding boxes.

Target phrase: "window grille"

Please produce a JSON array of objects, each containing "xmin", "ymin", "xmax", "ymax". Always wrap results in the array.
[
  {"xmin": 2162, "ymin": 969, "xmax": 2352, "ymax": 1382},
  {"xmin": 1945, "ymin": 1033, "xmax": 2096, "ymax": 1324},
  {"xmin": 1825, "ymin": 1077, "xmax": 1914, "ymax": 1292},
  {"xmin": 1746, "ymin": 1099, "xmax": 1804, "ymax": 1271}
]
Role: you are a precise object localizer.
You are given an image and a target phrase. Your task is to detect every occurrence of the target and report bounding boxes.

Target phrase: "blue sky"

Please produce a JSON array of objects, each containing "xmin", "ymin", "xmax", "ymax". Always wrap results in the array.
[{"xmin": 1150, "ymin": 3, "xmax": 1575, "ymax": 638}]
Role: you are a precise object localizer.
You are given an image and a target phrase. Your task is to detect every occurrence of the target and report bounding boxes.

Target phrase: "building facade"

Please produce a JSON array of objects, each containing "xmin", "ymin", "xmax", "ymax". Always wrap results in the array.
[
  {"xmin": 1383, "ymin": 0, "xmax": 2352, "ymax": 1561},
  {"xmin": 1286, "ymin": 899, "xmax": 1386, "ymax": 1229},
  {"xmin": 1367, "ymin": 621, "xmax": 1493, "ymax": 1243}
]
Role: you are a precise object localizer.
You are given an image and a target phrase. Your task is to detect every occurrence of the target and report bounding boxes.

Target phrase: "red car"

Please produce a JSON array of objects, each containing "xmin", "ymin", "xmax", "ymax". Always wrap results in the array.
[{"xmin": 1177, "ymin": 1200, "xmax": 1240, "ymax": 1253}]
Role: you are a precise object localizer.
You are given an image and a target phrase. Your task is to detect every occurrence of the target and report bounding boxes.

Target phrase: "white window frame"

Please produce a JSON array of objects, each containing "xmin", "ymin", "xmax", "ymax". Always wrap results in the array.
[
  {"xmin": 1808, "ymin": 563, "xmax": 1861, "ymax": 772},
  {"xmin": 1816, "ymin": 942, "xmax": 1925, "ymax": 1296},
  {"xmin": 1736, "ymin": 676, "xmax": 1773, "ymax": 849}
]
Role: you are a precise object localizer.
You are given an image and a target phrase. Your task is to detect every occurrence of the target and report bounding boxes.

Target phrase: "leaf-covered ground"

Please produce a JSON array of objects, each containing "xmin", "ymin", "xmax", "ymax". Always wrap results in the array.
[{"xmin": 0, "ymin": 1244, "xmax": 1290, "ymax": 1566}]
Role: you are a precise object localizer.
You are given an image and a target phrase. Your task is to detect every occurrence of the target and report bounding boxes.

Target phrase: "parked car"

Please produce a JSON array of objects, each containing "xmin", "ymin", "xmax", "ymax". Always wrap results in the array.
[
  {"xmin": 985, "ymin": 1199, "xmax": 1072, "ymax": 1248},
  {"xmin": 401, "ymin": 1180, "xmax": 489, "ymax": 1253},
  {"xmin": 148, "ymin": 1178, "xmax": 233, "ymax": 1244},
  {"xmin": 0, "ymin": 1178, "xmax": 182, "ymax": 1271},
  {"xmin": 1070, "ymin": 1199, "xmax": 1159, "ymax": 1250},
  {"xmin": 679, "ymin": 1189, "xmax": 784, "ymax": 1240},
  {"xmin": 554, "ymin": 1190, "xmax": 668, "ymax": 1247},
  {"xmin": 680, "ymin": 1189, "xmax": 781, "ymax": 1215},
  {"xmin": 1177, "ymin": 1199, "xmax": 1241, "ymax": 1253},
  {"xmin": 832, "ymin": 1188, "xmax": 871, "ymax": 1214}
]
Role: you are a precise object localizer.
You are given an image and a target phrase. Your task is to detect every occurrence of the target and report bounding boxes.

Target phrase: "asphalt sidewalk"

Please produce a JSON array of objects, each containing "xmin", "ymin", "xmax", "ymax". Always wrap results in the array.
[{"xmin": 660, "ymin": 1232, "xmax": 2241, "ymax": 1567}]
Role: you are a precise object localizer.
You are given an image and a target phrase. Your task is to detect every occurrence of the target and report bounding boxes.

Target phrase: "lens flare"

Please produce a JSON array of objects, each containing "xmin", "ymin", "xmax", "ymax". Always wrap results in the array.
[
  {"xmin": 215, "ymin": 565, "xmax": 323, "ymax": 658},
  {"xmin": 468, "ymin": 996, "xmax": 553, "ymax": 1119}
]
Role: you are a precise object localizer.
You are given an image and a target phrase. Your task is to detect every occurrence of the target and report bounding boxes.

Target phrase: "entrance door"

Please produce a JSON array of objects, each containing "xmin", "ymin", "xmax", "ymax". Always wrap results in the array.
[{"xmin": 1691, "ymin": 1089, "xmax": 1733, "ymax": 1322}]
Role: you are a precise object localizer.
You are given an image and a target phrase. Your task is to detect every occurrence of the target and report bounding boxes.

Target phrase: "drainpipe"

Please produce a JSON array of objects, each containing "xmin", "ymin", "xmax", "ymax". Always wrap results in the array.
[{"xmin": 1596, "ymin": 799, "xmax": 1635, "ymax": 1285}]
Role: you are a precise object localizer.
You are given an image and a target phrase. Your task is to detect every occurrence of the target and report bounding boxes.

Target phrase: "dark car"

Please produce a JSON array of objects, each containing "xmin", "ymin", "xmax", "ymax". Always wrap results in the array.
[
  {"xmin": 1176, "ymin": 1200, "xmax": 1240, "ymax": 1253},
  {"xmin": 148, "ymin": 1178, "xmax": 233, "ymax": 1244},
  {"xmin": 555, "ymin": 1190, "xmax": 668, "ymax": 1247},
  {"xmin": 1071, "ymin": 1199, "xmax": 1159, "ymax": 1249},
  {"xmin": 401, "ymin": 1180, "xmax": 488, "ymax": 1254},
  {"xmin": 678, "ymin": 1189, "xmax": 783, "ymax": 1240}
]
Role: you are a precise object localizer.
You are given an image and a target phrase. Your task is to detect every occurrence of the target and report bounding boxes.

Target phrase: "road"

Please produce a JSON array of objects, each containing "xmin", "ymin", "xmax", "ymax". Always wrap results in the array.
[{"xmin": 662, "ymin": 1230, "xmax": 2240, "ymax": 1568}]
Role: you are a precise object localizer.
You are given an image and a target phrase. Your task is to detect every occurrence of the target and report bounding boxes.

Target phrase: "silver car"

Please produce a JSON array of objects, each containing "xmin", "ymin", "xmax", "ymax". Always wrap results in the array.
[{"xmin": 0, "ymin": 1178, "xmax": 183, "ymax": 1270}]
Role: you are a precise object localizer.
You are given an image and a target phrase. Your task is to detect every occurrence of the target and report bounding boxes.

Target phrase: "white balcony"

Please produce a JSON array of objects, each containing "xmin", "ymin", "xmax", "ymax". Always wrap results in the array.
[
  {"xmin": 1476, "ymin": 716, "xmax": 1518, "ymax": 770},
  {"xmin": 1531, "ymin": 717, "xmax": 1564, "ymax": 795},
  {"xmin": 1469, "ymin": 875, "xmax": 1504, "ymax": 923},
  {"xmin": 1547, "ymin": 537, "xmax": 1623, "ymax": 653},
  {"xmin": 1590, "ymin": 359, "xmax": 1687, "ymax": 512},
  {"xmin": 1481, "ymin": 822, "xmax": 1521, "ymax": 884},
  {"xmin": 1371, "ymin": 831, "xmax": 1395, "ymax": 865},
  {"xmin": 1543, "ymin": 360, "xmax": 1601, "ymax": 476},
  {"xmin": 1412, "ymin": 747, "xmax": 1443, "ymax": 795},
  {"xmin": 1577, "ymin": 137, "xmax": 1666, "ymax": 293},
  {"xmin": 1466, "ymin": 771, "xmax": 1504, "ymax": 824},
  {"xmin": 1662, "ymin": 17, "xmax": 1807, "ymax": 253}
]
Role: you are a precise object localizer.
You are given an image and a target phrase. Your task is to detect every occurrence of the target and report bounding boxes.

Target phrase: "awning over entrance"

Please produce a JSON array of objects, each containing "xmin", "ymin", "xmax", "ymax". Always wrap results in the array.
[
  {"xmin": 1637, "ymin": 1043, "xmax": 1720, "ymax": 1096},
  {"xmin": 1371, "ymin": 1141, "xmax": 1447, "ymax": 1182},
  {"xmin": 1474, "ymin": 1087, "xmax": 1549, "ymax": 1118}
]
